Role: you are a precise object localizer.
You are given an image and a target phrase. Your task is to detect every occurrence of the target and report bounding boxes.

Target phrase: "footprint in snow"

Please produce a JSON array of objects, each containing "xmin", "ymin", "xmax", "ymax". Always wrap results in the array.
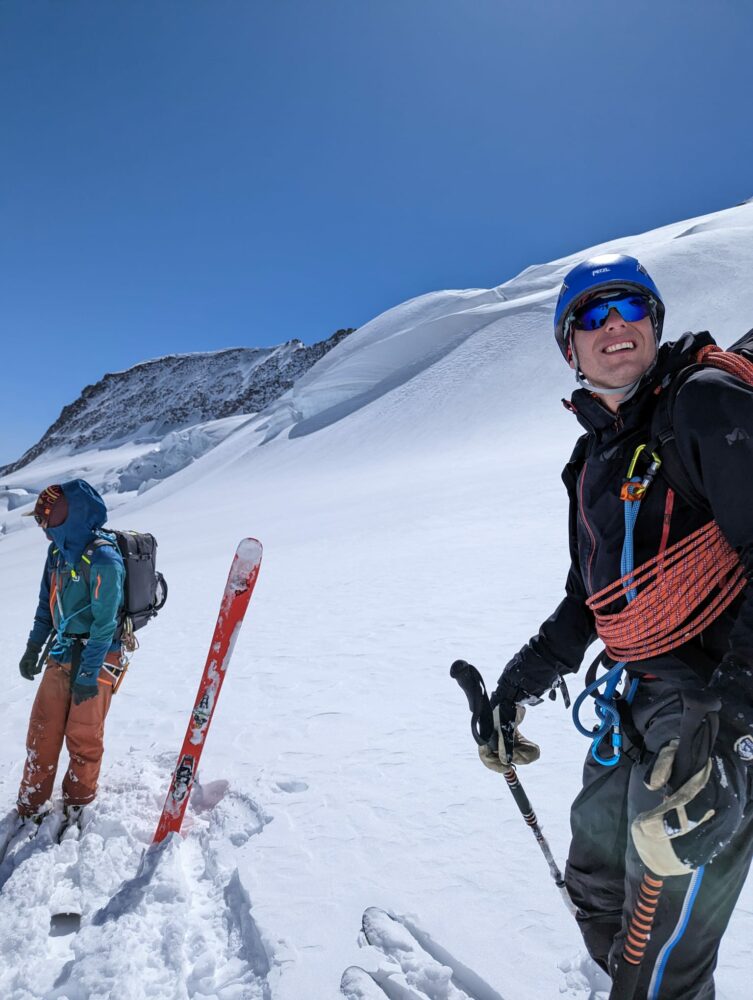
[
  {"xmin": 275, "ymin": 779, "xmax": 309, "ymax": 794},
  {"xmin": 205, "ymin": 786, "xmax": 271, "ymax": 847}
]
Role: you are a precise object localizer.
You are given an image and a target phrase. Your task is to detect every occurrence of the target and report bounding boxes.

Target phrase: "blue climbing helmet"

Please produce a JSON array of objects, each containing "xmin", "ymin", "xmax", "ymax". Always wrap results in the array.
[{"xmin": 554, "ymin": 253, "xmax": 665, "ymax": 360}]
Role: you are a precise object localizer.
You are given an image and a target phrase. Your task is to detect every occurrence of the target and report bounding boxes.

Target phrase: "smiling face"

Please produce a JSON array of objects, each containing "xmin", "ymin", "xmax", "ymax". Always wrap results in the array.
[{"xmin": 569, "ymin": 308, "xmax": 657, "ymax": 410}]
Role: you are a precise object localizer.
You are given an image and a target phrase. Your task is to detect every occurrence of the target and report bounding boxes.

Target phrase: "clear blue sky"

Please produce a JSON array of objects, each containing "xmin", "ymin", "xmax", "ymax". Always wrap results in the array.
[{"xmin": 2, "ymin": 0, "xmax": 752, "ymax": 465}]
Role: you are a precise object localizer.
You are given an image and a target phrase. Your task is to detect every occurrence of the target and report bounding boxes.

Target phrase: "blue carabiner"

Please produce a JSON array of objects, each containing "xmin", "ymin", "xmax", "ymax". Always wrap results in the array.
[
  {"xmin": 590, "ymin": 694, "xmax": 623, "ymax": 766},
  {"xmin": 572, "ymin": 661, "xmax": 627, "ymax": 765}
]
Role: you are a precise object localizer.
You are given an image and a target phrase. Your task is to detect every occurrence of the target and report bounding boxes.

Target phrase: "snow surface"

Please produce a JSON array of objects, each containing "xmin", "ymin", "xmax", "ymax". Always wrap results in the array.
[{"xmin": 1, "ymin": 200, "xmax": 753, "ymax": 999}]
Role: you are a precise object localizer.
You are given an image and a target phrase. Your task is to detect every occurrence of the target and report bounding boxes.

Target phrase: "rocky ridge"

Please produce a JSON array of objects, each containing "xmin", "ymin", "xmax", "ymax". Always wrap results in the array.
[{"xmin": 2, "ymin": 329, "xmax": 354, "ymax": 474}]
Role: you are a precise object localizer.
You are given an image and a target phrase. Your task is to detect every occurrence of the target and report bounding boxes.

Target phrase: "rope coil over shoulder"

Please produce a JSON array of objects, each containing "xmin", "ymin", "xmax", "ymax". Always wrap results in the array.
[
  {"xmin": 588, "ymin": 522, "xmax": 746, "ymax": 661},
  {"xmin": 573, "ymin": 346, "xmax": 753, "ymax": 766}
]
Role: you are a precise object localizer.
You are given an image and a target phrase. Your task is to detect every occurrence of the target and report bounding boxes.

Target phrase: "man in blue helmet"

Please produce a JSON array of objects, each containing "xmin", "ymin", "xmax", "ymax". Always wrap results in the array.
[
  {"xmin": 17, "ymin": 480, "xmax": 126, "ymax": 823},
  {"xmin": 479, "ymin": 254, "xmax": 753, "ymax": 998}
]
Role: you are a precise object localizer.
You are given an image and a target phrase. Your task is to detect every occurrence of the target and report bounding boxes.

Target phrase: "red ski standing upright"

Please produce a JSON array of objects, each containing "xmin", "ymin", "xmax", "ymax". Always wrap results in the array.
[{"xmin": 153, "ymin": 538, "xmax": 263, "ymax": 844}]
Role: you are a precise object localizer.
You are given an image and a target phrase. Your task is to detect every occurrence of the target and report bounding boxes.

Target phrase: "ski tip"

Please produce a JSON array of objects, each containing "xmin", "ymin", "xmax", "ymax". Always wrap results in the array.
[
  {"xmin": 362, "ymin": 905, "xmax": 392, "ymax": 936},
  {"xmin": 237, "ymin": 538, "xmax": 263, "ymax": 559},
  {"xmin": 340, "ymin": 966, "xmax": 381, "ymax": 999}
]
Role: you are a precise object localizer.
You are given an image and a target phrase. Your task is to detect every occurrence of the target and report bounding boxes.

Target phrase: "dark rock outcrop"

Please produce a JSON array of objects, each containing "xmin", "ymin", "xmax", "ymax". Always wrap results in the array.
[{"xmin": 2, "ymin": 329, "xmax": 354, "ymax": 474}]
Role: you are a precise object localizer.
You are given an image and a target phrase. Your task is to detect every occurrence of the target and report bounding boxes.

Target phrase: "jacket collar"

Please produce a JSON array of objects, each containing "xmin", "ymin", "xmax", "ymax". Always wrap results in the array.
[{"xmin": 563, "ymin": 332, "xmax": 716, "ymax": 437}]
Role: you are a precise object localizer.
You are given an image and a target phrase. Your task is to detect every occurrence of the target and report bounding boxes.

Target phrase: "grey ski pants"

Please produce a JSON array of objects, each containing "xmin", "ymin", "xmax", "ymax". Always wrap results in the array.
[{"xmin": 565, "ymin": 678, "xmax": 753, "ymax": 1000}]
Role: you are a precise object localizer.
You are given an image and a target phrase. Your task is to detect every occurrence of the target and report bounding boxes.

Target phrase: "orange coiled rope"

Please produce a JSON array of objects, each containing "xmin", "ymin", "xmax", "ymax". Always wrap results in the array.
[
  {"xmin": 587, "ymin": 521, "xmax": 746, "ymax": 660},
  {"xmin": 697, "ymin": 343, "xmax": 753, "ymax": 381},
  {"xmin": 586, "ymin": 346, "xmax": 753, "ymax": 662}
]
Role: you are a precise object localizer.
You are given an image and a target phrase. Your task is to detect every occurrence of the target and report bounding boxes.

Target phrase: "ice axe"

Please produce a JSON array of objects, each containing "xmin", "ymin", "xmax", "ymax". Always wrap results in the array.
[
  {"xmin": 450, "ymin": 659, "xmax": 575, "ymax": 916},
  {"xmin": 32, "ymin": 630, "xmax": 56, "ymax": 673}
]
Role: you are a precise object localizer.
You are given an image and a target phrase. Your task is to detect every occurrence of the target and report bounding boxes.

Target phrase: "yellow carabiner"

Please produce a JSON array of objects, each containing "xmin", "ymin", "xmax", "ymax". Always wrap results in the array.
[
  {"xmin": 626, "ymin": 444, "xmax": 646, "ymax": 479},
  {"xmin": 626, "ymin": 444, "xmax": 662, "ymax": 480}
]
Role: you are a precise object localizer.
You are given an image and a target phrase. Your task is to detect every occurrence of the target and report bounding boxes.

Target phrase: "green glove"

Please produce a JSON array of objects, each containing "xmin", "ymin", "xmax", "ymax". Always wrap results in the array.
[{"xmin": 19, "ymin": 641, "xmax": 43, "ymax": 681}]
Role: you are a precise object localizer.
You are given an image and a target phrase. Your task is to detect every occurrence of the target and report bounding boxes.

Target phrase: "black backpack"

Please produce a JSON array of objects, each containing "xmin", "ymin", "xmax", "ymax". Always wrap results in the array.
[
  {"xmin": 82, "ymin": 530, "xmax": 168, "ymax": 642},
  {"xmin": 647, "ymin": 328, "xmax": 753, "ymax": 512}
]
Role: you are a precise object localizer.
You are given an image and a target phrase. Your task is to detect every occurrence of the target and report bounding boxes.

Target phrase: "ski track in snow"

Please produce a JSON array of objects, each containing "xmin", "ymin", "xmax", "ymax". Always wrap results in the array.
[
  {"xmin": 340, "ymin": 907, "xmax": 610, "ymax": 1000},
  {"xmin": 343, "ymin": 907, "xmax": 505, "ymax": 1000},
  {"xmin": 0, "ymin": 754, "xmax": 273, "ymax": 1000}
]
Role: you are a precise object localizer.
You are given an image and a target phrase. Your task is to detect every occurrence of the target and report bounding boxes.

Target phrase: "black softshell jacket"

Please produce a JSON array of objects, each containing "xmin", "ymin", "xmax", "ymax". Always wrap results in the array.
[{"xmin": 497, "ymin": 332, "xmax": 753, "ymax": 704}]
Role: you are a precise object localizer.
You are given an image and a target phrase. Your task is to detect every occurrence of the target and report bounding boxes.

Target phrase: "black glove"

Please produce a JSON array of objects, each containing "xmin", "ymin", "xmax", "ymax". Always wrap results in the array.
[
  {"xmin": 19, "ymin": 641, "xmax": 43, "ymax": 681},
  {"xmin": 71, "ymin": 680, "xmax": 99, "ymax": 705},
  {"xmin": 709, "ymin": 654, "xmax": 753, "ymax": 733}
]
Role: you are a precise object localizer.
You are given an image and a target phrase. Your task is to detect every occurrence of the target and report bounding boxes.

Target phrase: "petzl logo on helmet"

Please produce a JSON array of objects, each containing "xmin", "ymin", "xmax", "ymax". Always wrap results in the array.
[
  {"xmin": 735, "ymin": 735, "xmax": 753, "ymax": 762},
  {"xmin": 591, "ymin": 267, "xmax": 610, "ymax": 275}
]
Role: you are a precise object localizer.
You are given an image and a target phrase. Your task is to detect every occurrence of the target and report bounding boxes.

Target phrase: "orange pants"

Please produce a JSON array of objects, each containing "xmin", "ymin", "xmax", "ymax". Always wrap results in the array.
[{"xmin": 17, "ymin": 654, "xmax": 118, "ymax": 817}]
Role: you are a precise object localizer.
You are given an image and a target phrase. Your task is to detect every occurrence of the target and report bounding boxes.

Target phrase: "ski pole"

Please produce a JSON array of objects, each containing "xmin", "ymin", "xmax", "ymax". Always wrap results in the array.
[{"xmin": 450, "ymin": 660, "xmax": 576, "ymax": 916}]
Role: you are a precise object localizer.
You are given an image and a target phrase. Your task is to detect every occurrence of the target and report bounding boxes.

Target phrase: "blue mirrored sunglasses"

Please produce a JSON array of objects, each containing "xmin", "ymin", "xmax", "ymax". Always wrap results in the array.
[{"xmin": 571, "ymin": 294, "xmax": 652, "ymax": 332}]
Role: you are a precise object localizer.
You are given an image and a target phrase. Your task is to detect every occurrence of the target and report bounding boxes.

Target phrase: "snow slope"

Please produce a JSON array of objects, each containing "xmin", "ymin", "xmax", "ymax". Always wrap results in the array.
[{"xmin": 1, "ymin": 199, "xmax": 753, "ymax": 1000}]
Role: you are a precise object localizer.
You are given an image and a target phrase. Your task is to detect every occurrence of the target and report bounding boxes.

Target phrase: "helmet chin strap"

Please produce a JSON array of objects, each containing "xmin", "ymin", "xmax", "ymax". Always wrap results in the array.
[{"xmin": 571, "ymin": 342, "xmax": 654, "ymax": 402}]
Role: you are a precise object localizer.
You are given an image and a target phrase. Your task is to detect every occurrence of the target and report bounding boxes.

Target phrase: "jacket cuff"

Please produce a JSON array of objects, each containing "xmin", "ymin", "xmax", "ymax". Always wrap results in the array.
[{"xmin": 492, "ymin": 650, "xmax": 560, "ymax": 708}]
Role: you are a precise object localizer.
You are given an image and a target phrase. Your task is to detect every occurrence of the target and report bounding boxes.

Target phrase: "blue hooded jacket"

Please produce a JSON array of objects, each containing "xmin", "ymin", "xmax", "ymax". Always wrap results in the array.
[{"xmin": 29, "ymin": 480, "xmax": 125, "ymax": 688}]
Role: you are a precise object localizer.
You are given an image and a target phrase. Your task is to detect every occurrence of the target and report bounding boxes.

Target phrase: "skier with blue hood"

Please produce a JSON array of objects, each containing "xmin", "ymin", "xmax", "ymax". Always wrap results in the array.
[{"xmin": 18, "ymin": 480, "xmax": 125, "ymax": 821}]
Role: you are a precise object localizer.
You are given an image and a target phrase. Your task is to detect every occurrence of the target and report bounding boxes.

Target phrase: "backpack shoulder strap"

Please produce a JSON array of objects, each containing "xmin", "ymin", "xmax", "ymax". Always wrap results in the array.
[
  {"xmin": 78, "ymin": 536, "xmax": 118, "ymax": 584},
  {"xmin": 648, "ymin": 367, "xmax": 710, "ymax": 513}
]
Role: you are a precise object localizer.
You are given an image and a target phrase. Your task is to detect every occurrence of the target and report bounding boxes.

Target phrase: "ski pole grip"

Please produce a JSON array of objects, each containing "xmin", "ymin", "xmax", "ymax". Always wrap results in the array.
[{"xmin": 450, "ymin": 660, "xmax": 495, "ymax": 745}]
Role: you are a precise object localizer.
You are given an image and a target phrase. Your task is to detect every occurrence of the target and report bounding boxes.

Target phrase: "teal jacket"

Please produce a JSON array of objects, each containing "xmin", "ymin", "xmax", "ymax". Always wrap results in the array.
[{"xmin": 29, "ymin": 480, "xmax": 125, "ymax": 688}]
